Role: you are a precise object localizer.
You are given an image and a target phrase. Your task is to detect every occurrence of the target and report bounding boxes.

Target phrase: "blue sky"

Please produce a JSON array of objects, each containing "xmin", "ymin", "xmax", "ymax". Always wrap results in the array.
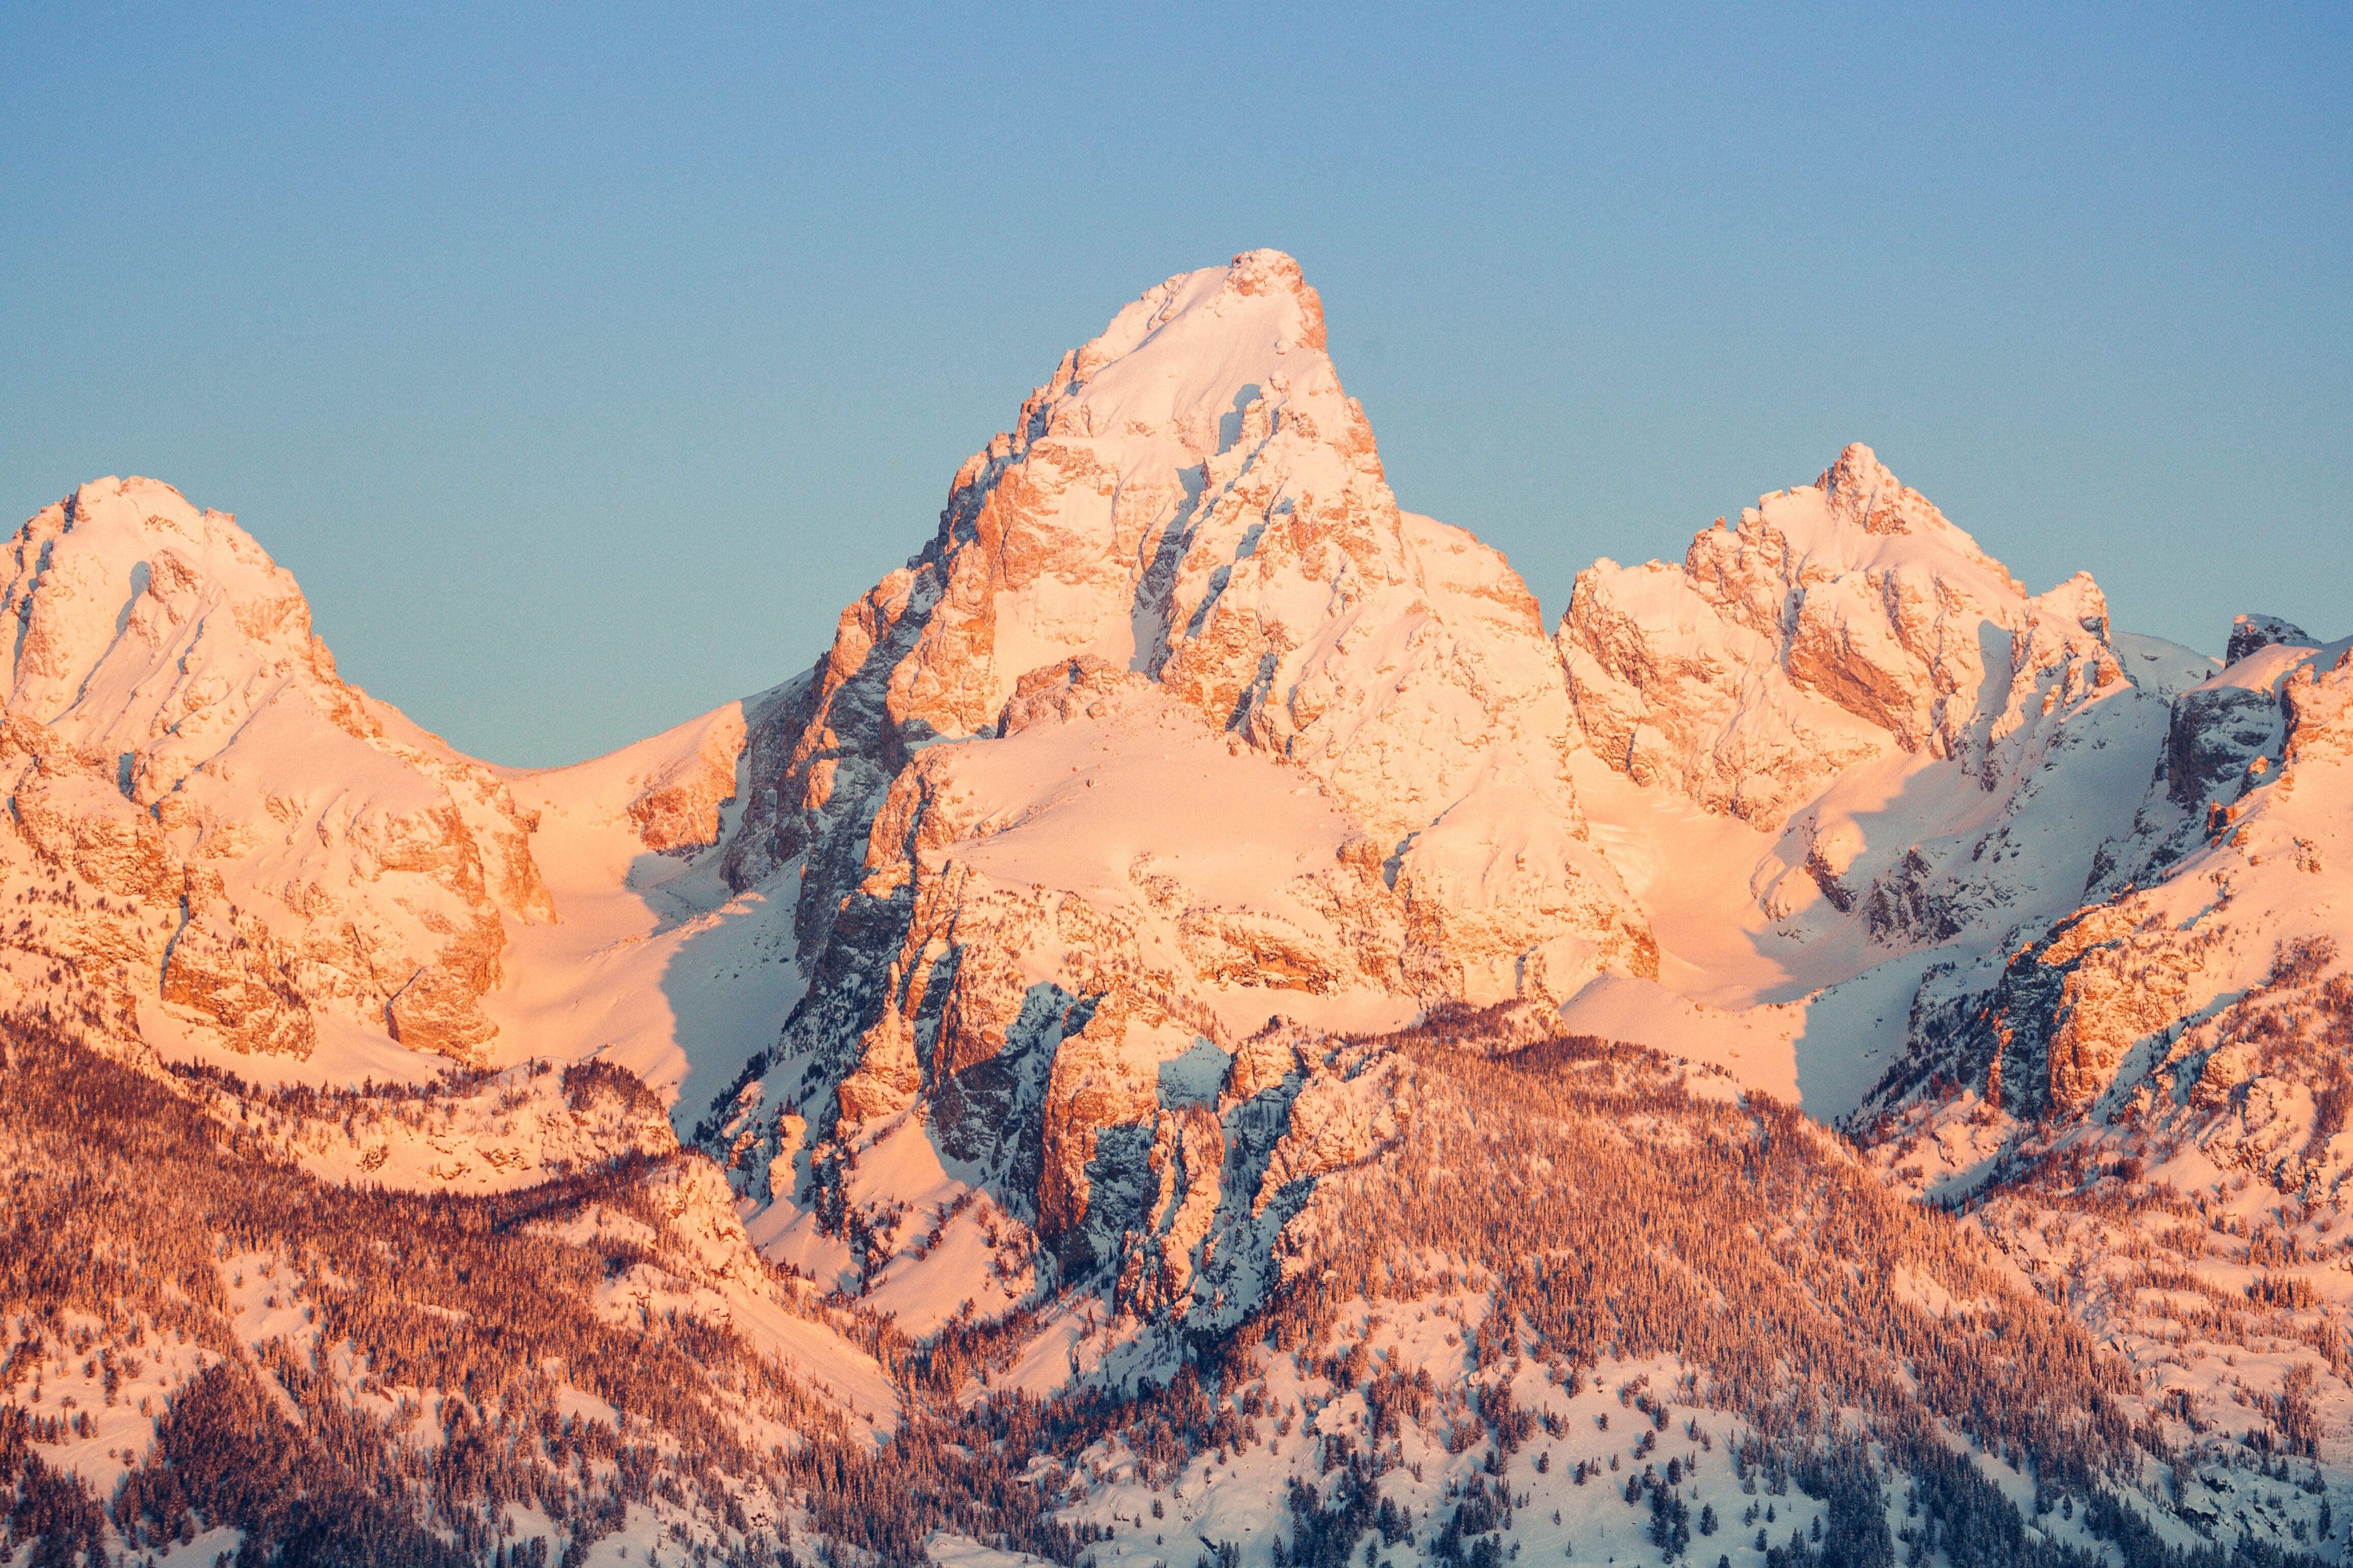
[{"xmin": 5, "ymin": 3, "xmax": 2346, "ymax": 766}]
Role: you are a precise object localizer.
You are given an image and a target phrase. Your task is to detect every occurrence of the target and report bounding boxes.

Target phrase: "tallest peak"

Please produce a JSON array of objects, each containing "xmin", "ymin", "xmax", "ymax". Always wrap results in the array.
[
  {"xmin": 1068, "ymin": 250, "xmax": 1328, "ymax": 395},
  {"xmin": 1819, "ymin": 442, "xmax": 1949, "ymax": 537},
  {"xmin": 1218, "ymin": 249, "xmax": 1326, "ymax": 347},
  {"xmin": 1018, "ymin": 251, "xmax": 1340, "ymax": 473}
]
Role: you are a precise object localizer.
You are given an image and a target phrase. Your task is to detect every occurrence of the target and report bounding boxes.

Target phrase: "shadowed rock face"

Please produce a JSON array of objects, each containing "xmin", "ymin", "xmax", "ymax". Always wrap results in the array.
[
  {"xmin": 2167, "ymin": 684, "xmax": 2281, "ymax": 809},
  {"xmin": 0, "ymin": 476, "xmax": 553, "ymax": 1059},
  {"xmin": 1866, "ymin": 635, "xmax": 2353, "ymax": 1146},
  {"xmin": 2227, "ymin": 612, "xmax": 2319, "ymax": 666}
]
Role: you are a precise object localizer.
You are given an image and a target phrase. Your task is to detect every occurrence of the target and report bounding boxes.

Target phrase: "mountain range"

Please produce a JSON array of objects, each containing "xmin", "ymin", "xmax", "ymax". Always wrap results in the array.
[{"xmin": 4, "ymin": 251, "xmax": 2347, "ymax": 1568}]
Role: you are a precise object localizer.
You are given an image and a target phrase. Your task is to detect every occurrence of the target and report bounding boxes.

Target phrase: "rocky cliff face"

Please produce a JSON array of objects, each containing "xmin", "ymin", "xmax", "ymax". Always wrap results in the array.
[
  {"xmin": 0, "ymin": 477, "xmax": 553, "ymax": 1060},
  {"xmin": 727, "ymin": 251, "xmax": 1648, "ymax": 999},
  {"xmin": 1556, "ymin": 443, "xmax": 2160, "ymax": 955},
  {"xmin": 1862, "ymin": 625, "xmax": 2353, "ymax": 1137},
  {"xmin": 691, "ymin": 253, "xmax": 1661, "ymax": 1324}
]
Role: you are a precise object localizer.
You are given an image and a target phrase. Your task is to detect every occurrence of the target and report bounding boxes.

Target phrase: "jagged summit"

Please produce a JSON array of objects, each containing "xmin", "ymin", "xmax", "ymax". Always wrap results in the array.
[
  {"xmin": 1051, "ymin": 248, "xmax": 1329, "ymax": 458},
  {"xmin": 791, "ymin": 246, "xmax": 1398, "ymax": 734},
  {"xmin": 722, "ymin": 250, "xmax": 1654, "ymax": 1015},
  {"xmin": 1683, "ymin": 442, "xmax": 2039, "ymax": 633},
  {"xmin": 1816, "ymin": 441, "xmax": 1978, "ymax": 544},
  {"xmin": 1558, "ymin": 443, "xmax": 2123, "ymax": 830},
  {"xmin": 0, "ymin": 475, "xmax": 551, "ymax": 1061}
]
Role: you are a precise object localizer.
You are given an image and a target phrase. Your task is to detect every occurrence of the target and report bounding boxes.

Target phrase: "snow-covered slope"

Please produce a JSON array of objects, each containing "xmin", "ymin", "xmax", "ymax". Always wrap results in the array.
[{"xmin": 477, "ymin": 684, "xmax": 812, "ymax": 1119}]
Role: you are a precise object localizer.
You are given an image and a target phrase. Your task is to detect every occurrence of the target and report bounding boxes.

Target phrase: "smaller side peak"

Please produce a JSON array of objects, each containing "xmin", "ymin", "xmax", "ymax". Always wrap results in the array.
[
  {"xmin": 6, "ymin": 477, "xmax": 319, "ymax": 727},
  {"xmin": 1817, "ymin": 443, "xmax": 1947, "ymax": 537},
  {"xmin": 2227, "ymin": 613, "xmax": 2320, "ymax": 666},
  {"xmin": 2032, "ymin": 571, "xmax": 2110, "ymax": 641}
]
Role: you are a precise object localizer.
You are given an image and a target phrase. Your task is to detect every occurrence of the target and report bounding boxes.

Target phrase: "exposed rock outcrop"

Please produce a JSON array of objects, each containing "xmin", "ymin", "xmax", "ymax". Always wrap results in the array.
[
  {"xmin": 2226, "ymin": 612, "xmax": 2319, "ymax": 666},
  {"xmin": 625, "ymin": 705, "xmax": 749, "ymax": 854}
]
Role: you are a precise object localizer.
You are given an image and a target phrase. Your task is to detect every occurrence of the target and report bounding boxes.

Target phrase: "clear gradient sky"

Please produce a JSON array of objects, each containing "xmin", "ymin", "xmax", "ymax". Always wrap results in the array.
[{"xmin": 5, "ymin": 3, "xmax": 2347, "ymax": 766}]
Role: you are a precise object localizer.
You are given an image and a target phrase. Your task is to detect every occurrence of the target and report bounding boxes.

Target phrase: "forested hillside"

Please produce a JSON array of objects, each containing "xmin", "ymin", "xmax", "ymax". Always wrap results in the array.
[{"xmin": 5, "ymin": 1006, "xmax": 2327, "ymax": 1565}]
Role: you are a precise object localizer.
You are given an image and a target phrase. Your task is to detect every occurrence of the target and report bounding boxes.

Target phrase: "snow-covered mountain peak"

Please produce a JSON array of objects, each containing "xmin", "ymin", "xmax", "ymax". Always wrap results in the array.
[
  {"xmin": 0, "ymin": 475, "xmax": 557, "ymax": 1063},
  {"xmin": 1548, "ymin": 444, "xmax": 2164, "ymax": 1018},
  {"xmin": 1681, "ymin": 443, "xmax": 2027, "ymax": 613},
  {"xmin": 723, "ymin": 253, "xmax": 1651, "ymax": 1016},
  {"xmin": 1561, "ymin": 444, "xmax": 2125, "ymax": 832},
  {"xmin": 1059, "ymin": 249, "xmax": 1329, "ymax": 441},
  {"xmin": 4, "ymin": 476, "xmax": 328, "ymax": 740}
]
